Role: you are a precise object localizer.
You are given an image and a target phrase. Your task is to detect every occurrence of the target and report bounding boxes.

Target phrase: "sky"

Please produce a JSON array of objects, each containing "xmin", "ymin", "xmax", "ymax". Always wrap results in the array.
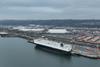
[{"xmin": 0, "ymin": 0, "xmax": 100, "ymax": 20}]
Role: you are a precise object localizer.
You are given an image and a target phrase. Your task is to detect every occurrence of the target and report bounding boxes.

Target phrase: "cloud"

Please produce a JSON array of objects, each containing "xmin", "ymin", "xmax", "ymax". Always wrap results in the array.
[
  {"xmin": 0, "ymin": 0, "xmax": 100, "ymax": 19},
  {"xmin": 0, "ymin": 0, "xmax": 68, "ymax": 8}
]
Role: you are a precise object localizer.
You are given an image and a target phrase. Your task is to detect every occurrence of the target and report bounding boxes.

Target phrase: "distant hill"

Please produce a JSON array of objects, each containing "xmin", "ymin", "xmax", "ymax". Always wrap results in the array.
[{"xmin": 0, "ymin": 20, "xmax": 100, "ymax": 28}]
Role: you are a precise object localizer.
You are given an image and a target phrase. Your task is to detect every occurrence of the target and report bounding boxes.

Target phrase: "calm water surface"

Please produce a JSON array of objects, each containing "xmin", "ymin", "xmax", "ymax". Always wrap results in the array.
[{"xmin": 0, "ymin": 38, "xmax": 99, "ymax": 67}]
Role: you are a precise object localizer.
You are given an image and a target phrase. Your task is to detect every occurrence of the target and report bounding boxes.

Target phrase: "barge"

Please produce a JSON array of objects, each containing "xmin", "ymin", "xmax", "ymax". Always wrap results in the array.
[{"xmin": 34, "ymin": 38, "xmax": 72, "ymax": 54}]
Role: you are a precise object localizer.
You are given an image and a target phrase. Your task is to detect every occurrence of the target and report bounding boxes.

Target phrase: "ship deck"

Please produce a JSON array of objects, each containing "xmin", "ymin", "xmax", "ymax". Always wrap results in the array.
[{"xmin": 34, "ymin": 38, "xmax": 72, "ymax": 52}]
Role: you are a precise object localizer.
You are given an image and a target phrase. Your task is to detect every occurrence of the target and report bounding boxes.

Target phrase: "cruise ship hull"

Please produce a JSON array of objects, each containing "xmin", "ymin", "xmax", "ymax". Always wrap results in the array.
[{"xmin": 35, "ymin": 43, "xmax": 71, "ymax": 55}]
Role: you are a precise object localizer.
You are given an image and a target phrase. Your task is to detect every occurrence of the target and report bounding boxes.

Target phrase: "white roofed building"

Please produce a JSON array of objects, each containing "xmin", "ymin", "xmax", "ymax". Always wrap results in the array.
[
  {"xmin": 47, "ymin": 29, "xmax": 70, "ymax": 34},
  {"xmin": 18, "ymin": 28, "xmax": 44, "ymax": 32}
]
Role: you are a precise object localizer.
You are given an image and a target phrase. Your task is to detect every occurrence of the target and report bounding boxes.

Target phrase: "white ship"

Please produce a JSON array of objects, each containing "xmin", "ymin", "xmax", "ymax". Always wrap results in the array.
[{"xmin": 34, "ymin": 38, "xmax": 72, "ymax": 54}]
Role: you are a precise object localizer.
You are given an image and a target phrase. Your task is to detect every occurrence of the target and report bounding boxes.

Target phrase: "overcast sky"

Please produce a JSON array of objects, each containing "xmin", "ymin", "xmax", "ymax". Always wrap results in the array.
[{"xmin": 0, "ymin": 0, "xmax": 100, "ymax": 20}]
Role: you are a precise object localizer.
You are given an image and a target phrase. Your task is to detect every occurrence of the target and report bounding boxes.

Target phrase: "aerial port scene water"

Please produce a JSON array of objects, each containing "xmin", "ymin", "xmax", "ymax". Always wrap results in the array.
[
  {"xmin": 0, "ymin": 20, "xmax": 100, "ymax": 67},
  {"xmin": 0, "ymin": 0, "xmax": 100, "ymax": 67}
]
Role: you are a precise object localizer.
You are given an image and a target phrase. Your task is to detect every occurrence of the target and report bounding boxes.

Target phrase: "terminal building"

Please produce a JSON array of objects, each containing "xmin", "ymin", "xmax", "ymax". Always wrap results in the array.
[{"xmin": 46, "ymin": 29, "xmax": 70, "ymax": 34}]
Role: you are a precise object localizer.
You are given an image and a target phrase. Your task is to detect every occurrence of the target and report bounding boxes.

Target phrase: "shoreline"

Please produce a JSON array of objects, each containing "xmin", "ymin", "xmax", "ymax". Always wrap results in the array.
[
  {"xmin": 0, "ymin": 30, "xmax": 100, "ymax": 59},
  {"xmin": 0, "ymin": 35, "xmax": 100, "ymax": 59}
]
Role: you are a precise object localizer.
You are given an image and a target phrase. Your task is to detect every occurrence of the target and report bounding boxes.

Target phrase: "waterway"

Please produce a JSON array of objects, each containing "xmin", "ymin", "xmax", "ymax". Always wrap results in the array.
[{"xmin": 0, "ymin": 37, "xmax": 99, "ymax": 67}]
